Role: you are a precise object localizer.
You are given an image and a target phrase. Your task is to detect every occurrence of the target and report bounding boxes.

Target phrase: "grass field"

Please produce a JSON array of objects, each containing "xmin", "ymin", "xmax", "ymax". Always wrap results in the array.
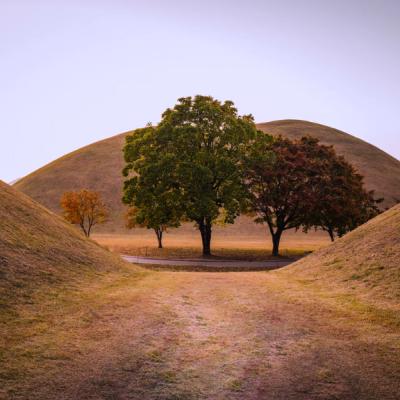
[{"xmin": 93, "ymin": 227, "xmax": 330, "ymax": 259}]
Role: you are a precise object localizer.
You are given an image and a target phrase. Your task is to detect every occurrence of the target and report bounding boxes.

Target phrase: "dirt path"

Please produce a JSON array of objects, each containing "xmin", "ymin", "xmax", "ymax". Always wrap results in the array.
[
  {"xmin": 6, "ymin": 271, "xmax": 400, "ymax": 400},
  {"xmin": 122, "ymin": 255, "xmax": 293, "ymax": 270}
]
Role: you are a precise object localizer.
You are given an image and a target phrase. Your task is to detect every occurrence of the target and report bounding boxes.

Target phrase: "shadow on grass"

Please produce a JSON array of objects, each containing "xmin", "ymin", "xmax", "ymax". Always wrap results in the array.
[{"xmin": 137, "ymin": 263, "xmax": 291, "ymax": 273}]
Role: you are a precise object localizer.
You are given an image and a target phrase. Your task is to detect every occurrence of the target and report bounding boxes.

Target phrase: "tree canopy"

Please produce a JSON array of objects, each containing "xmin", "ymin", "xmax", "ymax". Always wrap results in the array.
[
  {"xmin": 123, "ymin": 95, "xmax": 262, "ymax": 255},
  {"xmin": 123, "ymin": 126, "xmax": 183, "ymax": 248},
  {"xmin": 60, "ymin": 189, "xmax": 107, "ymax": 237},
  {"xmin": 245, "ymin": 136, "xmax": 382, "ymax": 255},
  {"xmin": 301, "ymin": 138, "xmax": 382, "ymax": 241}
]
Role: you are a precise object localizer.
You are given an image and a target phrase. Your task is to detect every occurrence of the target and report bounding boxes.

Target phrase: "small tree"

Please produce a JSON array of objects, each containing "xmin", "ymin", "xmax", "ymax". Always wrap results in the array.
[
  {"xmin": 60, "ymin": 189, "xmax": 107, "ymax": 237},
  {"xmin": 125, "ymin": 207, "xmax": 171, "ymax": 249},
  {"xmin": 302, "ymin": 141, "xmax": 383, "ymax": 240},
  {"xmin": 123, "ymin": 96, "xmax": 259, "ymax": 255},
  {"xmin": 124, "ymin": 196, "xmax": 181, "ymax": 249}
]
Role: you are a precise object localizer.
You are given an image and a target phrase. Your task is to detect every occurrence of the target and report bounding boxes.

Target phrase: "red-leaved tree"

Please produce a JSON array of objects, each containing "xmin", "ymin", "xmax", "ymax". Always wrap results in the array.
[
  {"xmin": 61, "ymin": 189, "xmax": 108, "ymax": 237},
  {"xmin": 245, "ymin": 136, "xmax": 381, "ymax": 255}
]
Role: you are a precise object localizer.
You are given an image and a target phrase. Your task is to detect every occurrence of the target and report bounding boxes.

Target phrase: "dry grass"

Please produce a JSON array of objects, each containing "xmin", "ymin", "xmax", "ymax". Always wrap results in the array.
[
  {"xmin": 0, "ymin": 180, "xmax": 137, "ymax": 308},
  {"xmin": 0, "ymin": 180, "xmax": 146, "ymax": 397},
  {"xmin": 0, "ymin": 180, "xmax": 144, "ymax": 361},
  {"xmin": 14, "ymin": 119, "xmax": 400, "ymax": 234},
  {"xmin": 2, "ymin": 269, "xmax": 399, "ymax": 399},
  {"xmin": 282, "ymin": 204, "xmax": 400, "ymax": 311},
  {"xmin": 0, "ymin": 267, "xmax": 149, "ymax": 397},
  {"xmin": 93, "ymin": 228, "xmax": 329, "ymax": 259},
  {"xmin": 2, "ymin": 180, "xmax": 400, "ymax": 399}
]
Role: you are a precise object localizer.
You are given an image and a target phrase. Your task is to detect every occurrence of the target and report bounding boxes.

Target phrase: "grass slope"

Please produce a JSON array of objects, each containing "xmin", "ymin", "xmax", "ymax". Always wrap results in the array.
[
  {"xmin": 0, "ymin": 179, "xmax": 140, "ymax": 313},
  {"xmin": 0, "ymin": 180, "xmax": 145, "ymax": 398},
  {"xmin": 284, "ymin": 203, "xmax": 400, "ymax": 310},
  {"xmin": 14, "ymin": 120, "xmax": 400, "ymax": 235}
]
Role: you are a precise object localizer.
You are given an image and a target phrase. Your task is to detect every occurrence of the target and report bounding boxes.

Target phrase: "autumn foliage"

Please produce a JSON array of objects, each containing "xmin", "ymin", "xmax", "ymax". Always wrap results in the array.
[
  {"xmin": 60, "ymin": 190, "xmax": 107, "ymax": 237},
  {"xmin": 245, "ymin": 136, "xmax": 381, "ymax": 255}
]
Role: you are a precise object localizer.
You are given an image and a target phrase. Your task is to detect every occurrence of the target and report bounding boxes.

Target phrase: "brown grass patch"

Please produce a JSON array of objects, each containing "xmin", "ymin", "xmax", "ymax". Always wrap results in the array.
[
  {"xmin": 3, "ymin": 270, "xmax": 399, "ymax": 399},
  {"xmin": 284, "ymin": 204, "xmax": 400, "ymax": 311},
  {"xmin": 93, "ymin": 229, "xmax": 329, "ymax": 259}
]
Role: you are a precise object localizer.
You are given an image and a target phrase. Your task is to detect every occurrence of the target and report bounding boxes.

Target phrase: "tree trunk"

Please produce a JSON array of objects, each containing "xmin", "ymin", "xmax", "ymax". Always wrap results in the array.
[
  {"xmin": 328, "ymin": 228, "xmax": 335, "ymax": 242},
  {"xmin": 199, "ymin": 219, "xmax": 212, "ymax": 256},
  {"xmin": 87, "ymin": 222, "xmax": 93, "ymax": 237},
  {"xmin": 271, "ymin": 229, "xmax": 283, "ymax": 257},
  {"xmin": 80, "ymin": 222, "xmax": 89, "ymax": 237},
  {"xmin": 154, "ymin": 228, "xmax": 163, "ymax": 248}
]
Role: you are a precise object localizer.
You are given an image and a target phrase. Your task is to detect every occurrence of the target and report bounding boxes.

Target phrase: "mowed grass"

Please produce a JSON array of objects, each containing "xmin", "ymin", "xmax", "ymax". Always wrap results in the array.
[
  {"xmin": 2, "ymin": 268, "xmax": 400, "ymax": 399},
  {"xmin": 0, "ymin": 266, "xmax": 149, "ymax": 396},
  {"xmin": 0, "ymin": 180, "xmax": 145, "ymax": 397},
  {"xmin": 285, "ymin": 204, "xmax": 400, "ymax": 311},
  {"xmin": 93, "ymin": 228, "xmax": 329, "ymax": 260}
]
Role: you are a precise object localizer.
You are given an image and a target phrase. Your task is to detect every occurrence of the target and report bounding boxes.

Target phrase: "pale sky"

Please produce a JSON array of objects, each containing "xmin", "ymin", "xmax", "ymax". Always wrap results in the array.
[{"xmin": 1, "ymin": 0, "xmax": 399, "ymax": 182}]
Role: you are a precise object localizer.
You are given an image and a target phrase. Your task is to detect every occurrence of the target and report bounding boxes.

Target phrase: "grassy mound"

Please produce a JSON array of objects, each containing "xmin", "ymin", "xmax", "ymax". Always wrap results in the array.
[
  {"xmin": 0, "ymin": 180, "xmax": 136, "ymax": 312},
  {"xmin": 0, "ymin": 180, "xmax": 147, "ymax": 398},
  {"xmin": 284, "ymin": 204, "xmax": 400, "ymax": 309}
]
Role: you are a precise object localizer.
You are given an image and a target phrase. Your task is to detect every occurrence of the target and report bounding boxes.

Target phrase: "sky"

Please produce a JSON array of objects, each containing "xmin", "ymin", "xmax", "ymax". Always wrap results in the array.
[{"xmin": 1, "ymin": 0, "xmax": 399, "ymax": 182}]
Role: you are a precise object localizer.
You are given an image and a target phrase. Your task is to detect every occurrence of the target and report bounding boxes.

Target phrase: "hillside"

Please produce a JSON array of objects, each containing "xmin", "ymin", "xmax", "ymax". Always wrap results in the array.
[
  {"xmin": 14, "ymin": 120, "xmax": 400, "ymax": 233},
  {"xmin": 284, "ymin": 203, "xmax": 400, "ymax": 309},
  {"xmin": 0, "ymin": 180, "xmax": 134, "ymax": 311},
  {"xmin": 0, "ymin": 179, "xmax": 144, "ymax": 398}
]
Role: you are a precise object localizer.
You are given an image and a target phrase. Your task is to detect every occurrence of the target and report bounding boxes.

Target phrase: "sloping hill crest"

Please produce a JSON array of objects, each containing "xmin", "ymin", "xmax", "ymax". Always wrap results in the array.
[{"xmin": 259, "ymin": 120, "xmax": 400, "ymax": 206}]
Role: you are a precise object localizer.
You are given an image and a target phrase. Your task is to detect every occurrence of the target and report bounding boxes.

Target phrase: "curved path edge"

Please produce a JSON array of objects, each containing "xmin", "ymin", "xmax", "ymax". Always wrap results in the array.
[{"xmin": 122, "ymin": 255, "xmax": 294, "ymax": 271}]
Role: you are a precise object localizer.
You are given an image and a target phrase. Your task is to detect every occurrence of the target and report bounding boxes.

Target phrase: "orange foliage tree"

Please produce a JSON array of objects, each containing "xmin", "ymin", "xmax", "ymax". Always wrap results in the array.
[{"xmin": 60, "ymin": 189, "xmax": 107, "ymax": 237}]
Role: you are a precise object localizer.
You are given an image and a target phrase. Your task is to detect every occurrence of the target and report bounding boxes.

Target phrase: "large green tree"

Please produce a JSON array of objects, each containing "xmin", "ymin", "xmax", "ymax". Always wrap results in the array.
[{"xmin": 123, "ymin": 96, "xmax": 260, "ymax": 255}]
